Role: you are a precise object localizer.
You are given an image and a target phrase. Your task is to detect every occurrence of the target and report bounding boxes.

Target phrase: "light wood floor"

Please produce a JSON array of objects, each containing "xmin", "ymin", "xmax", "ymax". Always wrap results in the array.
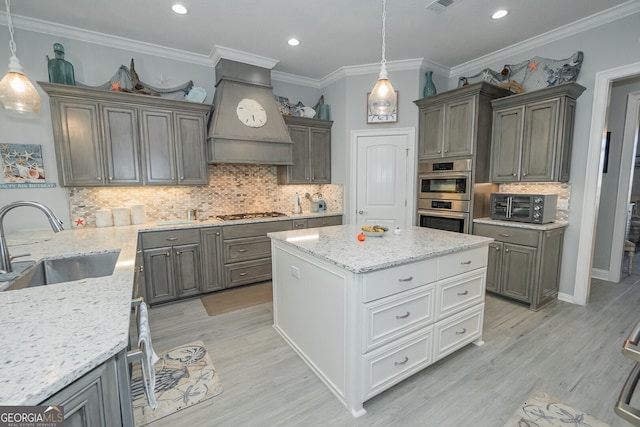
[{"xmin": 145, "ymin": 274, "xmax": 640, "ymax": 427}]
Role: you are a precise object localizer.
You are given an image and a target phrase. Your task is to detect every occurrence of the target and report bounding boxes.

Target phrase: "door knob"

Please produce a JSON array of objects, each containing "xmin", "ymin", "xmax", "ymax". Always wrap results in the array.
[{"xmin": 358, "ymin": 210, "xmax": 368, "ymax": 215}]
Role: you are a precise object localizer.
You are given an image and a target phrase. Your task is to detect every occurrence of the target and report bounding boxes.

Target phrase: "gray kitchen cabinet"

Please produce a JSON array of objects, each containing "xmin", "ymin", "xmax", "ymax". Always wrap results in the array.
[
  {"xmin": 141, "ymin": 228, "xmax": 202, "ymax": 305},
  {"xmin": 40, "ymin": 354, "xmax": 123, "ymax": 427},
  {"xmin": 474, "ymin": 222, "xmax": 565, "ymax": 310},
  {"xmin": 490, "ymin": 82, "xmax": 586, "ymax": 183},
  {"xmin": 307, "ymin": 215, "xmax": 343, "ymax": 228},
  {"xmin": 278, "ymin": 116, "xmax": 332, "ymax": 184},
  {"xmin": 200, "ymin": 227, "xmax": 224, "ymax": 292},
  {"xmin": 414, "ymin": 82, "xmax": 511, "ymax": 163},
  {"xmin": 221, "ymin": 220, "xmax": 293, "ymax": 288},
  {"xmin": 39, "ymin": 82, "xmax": 211, "ymax": 187}
]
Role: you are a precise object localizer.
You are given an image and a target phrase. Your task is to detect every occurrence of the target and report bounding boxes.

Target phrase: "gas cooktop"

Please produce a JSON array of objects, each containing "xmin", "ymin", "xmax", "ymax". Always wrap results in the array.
[{"xmin": 216, "ymin": 212, "xmax": 288, "ymax": 221}]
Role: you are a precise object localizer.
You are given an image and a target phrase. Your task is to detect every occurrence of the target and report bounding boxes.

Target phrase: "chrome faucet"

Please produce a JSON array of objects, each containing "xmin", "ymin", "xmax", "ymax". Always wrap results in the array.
[{"xmin": 0, "ymin": 201, "xmax": 64, "ymax": 273}]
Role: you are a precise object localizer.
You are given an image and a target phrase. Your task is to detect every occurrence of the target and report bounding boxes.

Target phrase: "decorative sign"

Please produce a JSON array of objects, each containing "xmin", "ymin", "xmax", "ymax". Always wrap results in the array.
[{"xmin": 0, "ymin": 143, "xmax": 55, "ymax": 189}]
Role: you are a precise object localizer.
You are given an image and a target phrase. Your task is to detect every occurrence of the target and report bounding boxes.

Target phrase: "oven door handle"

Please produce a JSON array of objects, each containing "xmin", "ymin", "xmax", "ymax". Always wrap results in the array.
[
  {"xmin": 506, "ymin": 196, "xmax": 512, "ymax": 219},
  {"xmin": 615, "ymin": 363, "xmax": 640, "ymax": 424}
]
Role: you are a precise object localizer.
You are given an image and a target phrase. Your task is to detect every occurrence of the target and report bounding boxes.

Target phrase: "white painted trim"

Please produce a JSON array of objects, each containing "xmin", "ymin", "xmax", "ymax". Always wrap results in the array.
[
  {"xmin": 575, "ymin": 62, "xmax": 640, "ymax": 306},
  {"xmin": 557, "ymin": 292, "xmax": 575, "ymax": 304},
  {"xmin": 349, "ymin": 128, "xmax": 417, "ymax": 227},
  {"xmin": 450, "ymin": 1, "xmax": 640, "ymax": 78},
  {"xmin": 272, "ymin": 71, "xmax": 322, "ymax": 89},
  {"xmin": 321, "ymin": 59, "xmax": 425, "ymax": 87},
  {"xmin": 209, "ymin": 45, "xmax": 279, "ymax": 70},
  {"xmin": 590, "ymin": 268, "xmax": 609, "ymax": 281},
  {"xmin": 607, "ymin": 91, "xmax": 640, "ymax": 283}
]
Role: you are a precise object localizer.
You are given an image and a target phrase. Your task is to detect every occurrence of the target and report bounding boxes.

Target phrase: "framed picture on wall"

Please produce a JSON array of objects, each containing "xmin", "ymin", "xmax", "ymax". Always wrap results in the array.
[{"xmin": 366, "ymin": 91, "xmax": 398, "ymax": 124}]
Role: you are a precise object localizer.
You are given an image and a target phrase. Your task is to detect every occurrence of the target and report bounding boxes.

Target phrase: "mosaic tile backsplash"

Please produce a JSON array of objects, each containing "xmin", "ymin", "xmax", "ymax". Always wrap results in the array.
[
  {"xmin": 498, "ymin": 182, "xmax": 571, "ymax": 221},
  {"xmin": 69, "ymin": 164, "xmax": 344, "ymax": 227}
]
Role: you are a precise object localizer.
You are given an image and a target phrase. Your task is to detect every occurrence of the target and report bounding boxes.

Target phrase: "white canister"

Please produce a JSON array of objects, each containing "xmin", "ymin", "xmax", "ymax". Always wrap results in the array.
[
  {"xmin": 113, "ymin": 208, "xmax": 131, "ymax": 226},
  {"xmin": 95, "ymin": 210, "xmax": 113, "ymax": 228},
  {"xmin": 131, "ymin": 205, "xmax": 146, "ymax": 224}
]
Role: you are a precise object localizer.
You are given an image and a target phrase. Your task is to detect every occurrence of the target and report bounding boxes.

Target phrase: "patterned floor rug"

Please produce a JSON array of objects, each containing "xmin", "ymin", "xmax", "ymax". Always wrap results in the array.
[
  {"xmin": 131, "ymin": 340, "xmax": 223, "ymax": 426},
  {"xmin": 503, "ymin": 391, "xmax": 610, "ymax": 427}
]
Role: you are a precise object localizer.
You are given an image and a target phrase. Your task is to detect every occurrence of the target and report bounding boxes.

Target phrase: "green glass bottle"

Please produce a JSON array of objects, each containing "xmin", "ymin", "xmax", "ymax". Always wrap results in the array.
[{"xmin": 47, "ymin": 43, "xmax": 75, "ymax": 85}]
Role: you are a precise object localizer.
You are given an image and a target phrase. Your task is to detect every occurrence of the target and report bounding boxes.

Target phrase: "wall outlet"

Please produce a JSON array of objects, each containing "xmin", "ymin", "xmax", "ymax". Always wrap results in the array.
[{"xmin": 290, "ymin": 265, "xmax": 300, "ymax": 279}]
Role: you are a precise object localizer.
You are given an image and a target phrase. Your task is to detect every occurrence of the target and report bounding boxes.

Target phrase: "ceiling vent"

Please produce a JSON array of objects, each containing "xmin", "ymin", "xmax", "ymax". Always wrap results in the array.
[{"xmin": 425, "ymin": 0, "xmax": 462, "ymax": 14}]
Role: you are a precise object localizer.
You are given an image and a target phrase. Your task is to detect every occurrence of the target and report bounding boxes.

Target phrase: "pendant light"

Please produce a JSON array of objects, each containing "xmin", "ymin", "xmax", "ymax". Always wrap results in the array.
[
  {"xmin": 0, "ymin": 0, "xmax": 41, "ymax": 114},
  {"xmin": 368, "ymin": 0, "xmax": 396, "ymax": 118}
]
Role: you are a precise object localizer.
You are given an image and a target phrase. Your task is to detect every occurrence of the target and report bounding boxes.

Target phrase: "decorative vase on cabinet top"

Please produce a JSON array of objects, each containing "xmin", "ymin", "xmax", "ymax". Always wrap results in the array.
[{"xmin": 423, "ymin": 71, "xmax": 437, "ymax": 98}]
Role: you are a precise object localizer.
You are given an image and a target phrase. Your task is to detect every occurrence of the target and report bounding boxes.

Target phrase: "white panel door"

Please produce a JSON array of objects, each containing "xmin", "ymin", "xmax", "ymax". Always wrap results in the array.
[{"xmin": 354, "ymin": 131, "xmax": 412, "ymax": 229}]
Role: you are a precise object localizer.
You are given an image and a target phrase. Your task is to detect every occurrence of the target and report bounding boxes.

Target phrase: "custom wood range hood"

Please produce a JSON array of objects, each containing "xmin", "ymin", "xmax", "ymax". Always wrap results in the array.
[{"xmin": 207, "ymin": 59, "xmax": 294, "ymax": 165}]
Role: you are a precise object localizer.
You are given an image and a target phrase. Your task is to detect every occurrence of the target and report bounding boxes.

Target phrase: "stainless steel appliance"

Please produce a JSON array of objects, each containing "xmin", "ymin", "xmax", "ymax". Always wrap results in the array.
[
  {"xmin": 616, "ymin": 319, "xmax": 640, "ymax": 425},
  {"xmin": 490, "ymin": 193, "xmax": 557, "ymax": 224},
  {"xmin": 216, "ymin": 211, "xmax": 287, "ymax": 221},
  {"xmin": 417, "ymin": 159, "xmax": 473, "ymax": 233}
]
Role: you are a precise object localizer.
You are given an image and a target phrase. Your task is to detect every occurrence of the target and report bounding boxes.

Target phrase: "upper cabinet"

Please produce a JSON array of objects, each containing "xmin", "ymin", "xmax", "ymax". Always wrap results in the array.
[
  {"xmin": 489, "ymin": 82, "xmax": 585, "ymax": 183},
  {"xmin": 414, "ymin": 82, "xmax": 511, "ymax": 165},
  {"xmin": 278, "ymin": 116, "xmax": 332, "ymax": 185},
  {"xmin": 39, "ymin": 82, "xmax": 212, "ymax": 187}
]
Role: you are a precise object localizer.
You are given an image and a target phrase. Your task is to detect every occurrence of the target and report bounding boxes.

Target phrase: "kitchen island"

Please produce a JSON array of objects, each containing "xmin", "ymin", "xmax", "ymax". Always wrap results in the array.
[{"xmin": 268, "ymin": 224, "xmax": 493, "ymax": 417}]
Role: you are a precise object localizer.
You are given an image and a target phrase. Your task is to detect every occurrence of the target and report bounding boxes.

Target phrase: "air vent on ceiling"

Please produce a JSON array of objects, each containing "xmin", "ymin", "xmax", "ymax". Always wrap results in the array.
[{"xmin": 425, "ymin": 0, "xmax": 462, "ymax": 13}]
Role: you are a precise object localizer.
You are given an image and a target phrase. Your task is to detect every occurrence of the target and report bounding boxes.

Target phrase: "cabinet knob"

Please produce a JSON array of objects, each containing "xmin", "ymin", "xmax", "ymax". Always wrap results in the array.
[
  {"xmin": 216, "ymin": 232, "xmax": 220, "ymax": 236},
  {"xmin": 176, "ymin": 250, "xmax": 181, "ymax": 255},
  {"xmin": 166, "ymin": 252, "xmax": 171, "ymax": 257},
  {"xmin": 505, "ymin": 249, "xmax": 510, "ymax": 253},
  {"xmin": 512, "ymin": 173, "xmax": 517, "ymax": 177},
  {"xmin": 444, "ymin": 149, "xmax": 448, "ymax": 153},
  {"xmin": 522, "ymin": 172, "xmax": 527, "ymax": 176},
  {"xmin": 180, "ymin": 176, "xmax": 184, "ymax": 180},
  {"xmin": 96, "ymin": 176, "xmax": 101, "ymax": 180},
  {"xmin": 108, "ymin": 176, "xmax": 113, "ymax": 180}
]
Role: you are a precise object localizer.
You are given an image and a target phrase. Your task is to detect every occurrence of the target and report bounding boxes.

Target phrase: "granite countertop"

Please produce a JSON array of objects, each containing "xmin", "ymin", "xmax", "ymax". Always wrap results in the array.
[
  {"xmin": 268, "ymin": 224, "xmax": 493, "ymax": 274},
  {"xmin": 473, "ymin": 217, "xmax": 568, "ymax": 231},
  {"xmin": 0, "ymin": 211, "xmax": 343, "ymax": 405}
]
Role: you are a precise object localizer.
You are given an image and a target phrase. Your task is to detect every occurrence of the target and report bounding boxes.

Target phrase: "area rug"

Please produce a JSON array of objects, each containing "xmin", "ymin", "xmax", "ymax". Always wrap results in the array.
[
  {"xmin": 131, "ymin": 340, "xmax": 223, "ymax": 426},
  {"xmin": 503, "ymin": 391, "xmax": 610, "ymax": 427},
  {"xmin": 201, "ymin": 281, "xmax": 272, "ymax": 316}
]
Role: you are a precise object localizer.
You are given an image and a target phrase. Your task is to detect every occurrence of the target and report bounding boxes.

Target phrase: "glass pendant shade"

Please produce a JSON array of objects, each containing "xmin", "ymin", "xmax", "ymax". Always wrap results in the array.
[
  {"xmin": 0, "ymin": 54, "xmax": 41, "ymax": 113},
  {"xmin": 368, "ymin": 74, "xmax": 397, "ymax": 116}
]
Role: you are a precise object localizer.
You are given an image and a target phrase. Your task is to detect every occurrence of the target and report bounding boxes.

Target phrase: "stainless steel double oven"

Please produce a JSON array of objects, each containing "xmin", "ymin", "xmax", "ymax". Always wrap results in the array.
[{"xmin": 417, "ymin": 159, "xmax": 472, "ymax": 233}]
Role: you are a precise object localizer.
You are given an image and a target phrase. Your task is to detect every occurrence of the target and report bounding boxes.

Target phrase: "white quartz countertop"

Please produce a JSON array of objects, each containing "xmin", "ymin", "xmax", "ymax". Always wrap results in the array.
[
  {"xmin": 268, "ymin": 224, "xmax": 493, "ymax": 273},
  {"xmin": 0, "ymin": 211, "xmax": 343, "ymax": 405},
  {"xmin": 473, "ymin": 217, "xmax": 568, "ymax": 231}
]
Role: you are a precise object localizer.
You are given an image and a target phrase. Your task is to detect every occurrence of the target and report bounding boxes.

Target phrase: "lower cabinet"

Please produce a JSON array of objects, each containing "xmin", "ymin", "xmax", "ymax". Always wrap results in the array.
[
  {"xmin": 141, "ymin": 228, "xmax": 202, "ymax": 305},
  {"xmin": 200, "ymin": 227, "xmax": 223, "ymax": 292},
  {"xmin": 474, "ymin": 222, "xmax": 565, "ymax": 310},
  {"xmin": 40, "ymin": 354, "xmax": 125, "ymax": 427}
]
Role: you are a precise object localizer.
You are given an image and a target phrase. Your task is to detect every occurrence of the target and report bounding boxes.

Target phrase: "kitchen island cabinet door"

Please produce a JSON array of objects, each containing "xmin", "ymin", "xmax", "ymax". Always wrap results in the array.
[
  {"xmin": 101, "ymin": 103, "xmax": 142, "ymax": 185},
  {"xmin": 141, "ymin": 109, "xmax": 177, "ymax": 185},
  {"xmin": 201, "ymin": 227, "xmax": 223, "ymax": 293},
  {"xmin": 143, "ymin": 247, "xmax": 177, "ymax": 305},
  {"xmin": 485, "ymin": 241, "xmax": 503, "ymax": 293},
  {"xmin": 175, "ymin": 112, "xmax": 208, "ymax": 185},
  {"xmin": 53, "ymin": 99, "xmax": 105, "ymax": 186}
]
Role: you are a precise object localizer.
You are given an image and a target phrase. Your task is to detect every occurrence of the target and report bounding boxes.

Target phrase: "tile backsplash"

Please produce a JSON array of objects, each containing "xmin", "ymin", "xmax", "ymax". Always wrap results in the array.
[
  {"xmin": 498, "ymin": 182, "xmax": 571, "ymax": 221},
  {"xmin": 69, "ymin": 164, "xmax": 344, "ymax": 227}
]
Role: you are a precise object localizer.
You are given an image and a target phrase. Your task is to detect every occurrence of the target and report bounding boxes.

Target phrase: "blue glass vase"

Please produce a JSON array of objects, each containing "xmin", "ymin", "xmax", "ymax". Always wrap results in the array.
[{"xmin": 423, "ymin": 71, "xmax": 437, "ymax": 98}]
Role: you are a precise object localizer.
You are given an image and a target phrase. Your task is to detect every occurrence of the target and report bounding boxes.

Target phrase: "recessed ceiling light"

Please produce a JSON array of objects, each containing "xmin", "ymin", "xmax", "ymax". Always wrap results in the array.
[
  {"xmin": 288, "ymin": 38, "xmax": 300, "ymax": 46},
  {"xmin": 491, "ymin": 9, "xmax": 509, "ymax": 19},
  {"xmin": 172, "ymin": 4, "xmax": 188, "ymax": 14}
]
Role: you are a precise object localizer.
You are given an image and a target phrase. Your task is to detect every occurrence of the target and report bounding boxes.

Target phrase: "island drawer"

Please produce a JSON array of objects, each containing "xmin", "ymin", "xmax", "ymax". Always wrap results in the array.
[
  {"xmin": 141, "ymin": 228, "xmax": 200, "ymax": 249},
  {"xmin": 222, "ymin": 220, "xmax": 293, "ymax": 239},
  {"xmin": 435, "ymin": 269, "xmax": 485, "ymax": 320},
  {"xmin": 473, "ymin": 223, "xmax": 539, "ymax": 247},
  {"xmin": 224, "ymin": 258, "xmax": 272, "ymax": 288},
  {"xmin": 363, "ymin": 328, "xmax": 433, "ymax": 399},
  {"xmin": 223, "ymin": 236, "xmax": 271, "ymax": 263},
  {"xmin": 433, "ymin": 304, "xmax": 484, "ymax": 361},
  {"xmin": 438, "ymin": 246, "xmax": 488, "ymax": 280},
  {"xmin": 362, "ymin": 258, "xmax": 437, "ymax": 303},
  {"xmin": 363, "ymin": 284, "xmax": 436, "ymax": 352}
]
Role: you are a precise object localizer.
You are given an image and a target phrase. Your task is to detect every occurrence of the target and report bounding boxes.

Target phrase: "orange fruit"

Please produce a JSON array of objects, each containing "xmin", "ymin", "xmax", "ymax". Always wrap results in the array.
[{"xmin": 357, "ymin": 232, "xmax": 366, "ymax": 241}]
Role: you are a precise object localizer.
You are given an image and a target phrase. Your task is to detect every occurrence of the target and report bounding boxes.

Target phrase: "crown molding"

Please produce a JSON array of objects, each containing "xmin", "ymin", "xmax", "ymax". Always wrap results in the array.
[
  {"xmin": 0, "ymin": 12, "xmax": 214, "ymax": 67},
  {"xmin": 209, "ymin": 45, "xmax": 279, "ymax": 69},
  {"xmin": 450, "ymin": 0, "xmax": 640, "ymax": 78},
  {"xmin": 271, "ymin": 71, "xmax": 322, "ymax": 89},
  {"xmin": 321, "ymin": 58, "xmax": 425, "ymax": 86}
]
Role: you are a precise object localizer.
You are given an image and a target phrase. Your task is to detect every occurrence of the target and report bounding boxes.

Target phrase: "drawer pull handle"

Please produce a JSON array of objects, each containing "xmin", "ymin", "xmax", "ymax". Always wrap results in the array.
[
  {"xmin": 166, "ymin": 237, "xmax": 178, "ymax": 241},
  {"xmin": 237, "ymin": 248, "xmax": 248, "ymax": 253},
  {"xmin": 398, "ymin": 276, "xmax": 413, "ymax": 282},
  {"xmin": 460, "ymin": 260, "xmax": 472, "ymax": 265},
  {"xmin": 239, "ymin": 272, "xmax": 248, "ymax": 276},
  {"xmin": 456, "ymin": 328, "xmax": 467, "ymax": 335},
  {"xmin": 498, "ymin": 233, "xmax": 510, "ymax": 237},
  {"xmin": 394, "ymin": 356, "xmax": 409, "ymax": 366},
  {"xmin": 396, "ymin": 311, "xmax": 410, "ymax": 319},
  {"xmin": 457, "ymin": 290, "xmax": 469, "ymax": 296}
]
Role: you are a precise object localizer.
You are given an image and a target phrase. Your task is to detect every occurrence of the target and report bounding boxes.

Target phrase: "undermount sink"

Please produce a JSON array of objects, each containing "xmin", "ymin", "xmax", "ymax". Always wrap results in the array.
[{"xmin": 2, "ymin": 251, "xmax": 120, "ymax": 291}]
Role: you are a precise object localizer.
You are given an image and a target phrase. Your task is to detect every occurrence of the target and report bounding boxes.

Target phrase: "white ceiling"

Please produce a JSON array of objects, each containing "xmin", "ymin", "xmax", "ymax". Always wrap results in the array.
[{"xmin": 2, "ymin": 0, "xmax": 635, "ymax": 80}]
